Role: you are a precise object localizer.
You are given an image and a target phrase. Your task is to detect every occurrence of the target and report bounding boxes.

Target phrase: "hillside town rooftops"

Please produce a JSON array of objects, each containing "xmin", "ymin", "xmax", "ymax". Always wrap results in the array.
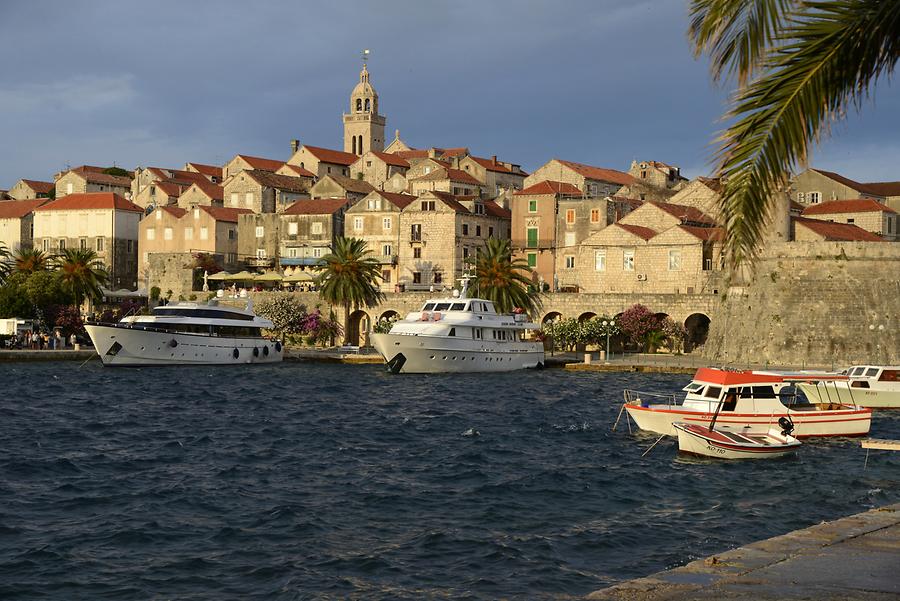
[
  {"xmin": 302, "ymin": 145, "xmax": 359, "ymax": 166},
  {"xmin": 283, "ymin": 198, "xmax": 350, "ymax": 215},
  {"xmin": 802, "ymin": 198, "xmax": 896, "ymax": 215},
  {"xmin": 185, "ymin": 162, "xmax": 224, "ymax": 180},
  {"xmin": 66, "ymin": 166, "xmax": 132, "ymax": 187},
  {"xmin": 0, "ymin": 199, "xmax": 49, "ymax": 219},
  {"xmin": 35, "ymin": 192, "xmax": 143, "ymax": 213},
  {"xmin": 515, "ymin": 180, "xmax": 583, "ymax": 196},
  {"xmin": 615, "ymin": 223, "xmax": 657, "ymax": 240},
  {"xmin": 469, "ymin": 156, "xmax": 525, "ymax": 175},
  {"xmin": 371, "ymin": 190, "xmax": 418, "ymax": 209},
  {"xmin": 483, "ymin": 199, "xmax": 511, "ymax": 218},
  {"xmin": 368, "ymin": 151, "xmax": 410, "ymax": 168},
  {"xmin": 200, "ymin": 206, "xmax": 252, "ymax": 222},
  {"xmin": 244, "ymin": 170, "xmax": 310, "ymax": 194},
  {"xmin": 159, "ymin": 206, "xmax": 188, "ymax": 218},
  {"xmin": 556, "ymin": 159, "xmax": 635, "ymax": 185},
  {"xmin": 235, "ymin": 155, "xmax": 285, "ymax": 172},
  {"xmin": 187, "ymin": 181, "xmax": 224, "ymax": 201},
  {"xmin": 794, "ymin": 217, "xmax": 885, "ymax": 241},
  {"xmin": 18, "ymin": 179, "xmax": 55, "ymax": 194},
  {"xmin": 324, "ymin": 174, "xmax": 376, "ymax": 194},
  {"xmin": 279, "ymin": 164, "xmax": 316, "ymax": 178},
  {"xmin": 647, "ymin": 201, "xmax": 716, "ymax": 224}
]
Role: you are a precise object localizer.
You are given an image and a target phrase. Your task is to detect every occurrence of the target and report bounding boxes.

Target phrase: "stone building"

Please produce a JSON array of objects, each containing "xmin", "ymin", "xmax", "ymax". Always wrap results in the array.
[
  {"xmin": 177, "ymin": 181, "xmax": 224, "ymax": 209},
  {"xmin": 183, "ymin": 162, "xmax": 224, "ymax": 183},
  {"xmin": 276, "ymin": 163, "xmax": 317, "ymax": 184},
  {"xmin": 524, "ymin": 159, "xmax": 634, "ymax": 197},
  {"xmin": 793, "ymin": 217, "xmax": 888, "ymax": 242},
  {"xmin": 8, "ymin": 179, "xmax": 54, "ymax": 200},
  {"xmin": 456, "ymin": 155, "xmax": 527, "ymax": 196},
  {"xmin": 139, "ymin": 205, "xmax": 250, "ymax": 283},
  {"xmin": 407, "ymin": 166, "xmax": 483, "ymax": 197},
  {"xmin": 223, "ymin": 170, "xmax": 310, "ymax": 213},
  {"xmin": 615, "ymin": 160, "xmax": 688, "ymax": 201},
  {"xmin": 397, "ymin": 191, "xmax": 510, "ymax": 290},
  {"xmin": 33, "ymin": 193, "xmax": 142, "ymax": 289},
  {"xmin": 349, "ymin": 151, "xmax": 410, "ymax": 189},
  {"xmin": 287, "ymin": 144, "xmax": 357, "ymax": 179},
  {"xmin": 792, "ymin": 168, "xmax": 900, "ymax": 212},
  {"xmin": 345, "ymin": 190, "xmax": 418, "ymax": 290},
  {"xmin": 800, "ymin": 199, "xmax": 897, "ymax": 241},
  {"xmin": 342, "ymin": 62, "xmax": 386, "ymax": 156},
  {"xmin": 131, "ymin": 181, "xmax": 189, "ymax": 210},
  {"xmin": 131, "ymin": 166, "xmax": 210, "ymax": 202},
  {"xmin": 0, "ymin": 199, "xmax": 48, "ymax": 251},
  {"xmin": 223, "ymin": 154, "xmax": 285, "ymax": 180},
  {"xmin": 666, "ymin": 177, "xmax": 723, "ymax": 222},
  {"xmin": 55, "ymin": 166, "xmax": 132, "ymax": 199},
  {"xmin": 309, "ymin": 174, "xmax": 374, "ymax": 202}
]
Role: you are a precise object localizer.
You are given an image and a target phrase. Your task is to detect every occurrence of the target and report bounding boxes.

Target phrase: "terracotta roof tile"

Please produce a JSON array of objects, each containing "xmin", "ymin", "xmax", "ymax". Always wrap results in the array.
[
  {"xmin": 187, "ymin": 181, "xmax": 224, "ymax": 201},
  {"xmin": 647, "ymin": 201, "xmax": 716, "ymax": 224},
  {"xmin": 244, "ymin": 170, "xmax": 310, "ymax": 194},
  {"xmin": 68, "ymin": 166, "xmax": 132, "ymax": 187},
  {"xmin": 794, "ymin": 217, "xmax": 885, "ymax": 241},
  {"xmin": 427, "ymin": 190, "xmax": 470, "ymax": 213},
  {"xmin": 557, "ymin": 160, "xmax": 635, "ymax": 185},
  {"xmin": 0, "ymin": 199, "xmax": 49, "ymax": 219},
  {"xmin": 369, "ymin": 151, "xmax": 410, "ymax": 168},
  {"xmin": 20, "ymin": 179, "xmax": 55, "ymax": 194},
  {"xmin": 302, "ymin": 145, "xmax": 359, "ymax": 166},
  {"xmin": 515, "ymin": 180, "xmax": 583, "ymax": 196},
  {"xmin": 469, "ymin": 156, "xmax": 522, "ymax": 175},
  {"xmin": 392, "ymin": 149, "xmax": 429, "ymax": 159},
  {"xmin": 323, "ymin": 175, "xmax": 375, "ymax": 194},
  {"xmin": 860, "ymin": 181, "xmax": 900, "ymax": 196},
  {"xmin": 186, "ymin": 162, "xmax": 224, "ymax": 179},
  {"xmin": 200, "ymin": 206, "xmax": 252, "ymax": 222},
  {"xmin": 616, "ymin": 223, "xmax": 656, "ymax": 240},
  {"xmin": 801, "ymin": 198, "xmax": 896, "ymax": 215},
  {"xmin": 373, "ymin": 190, "xmax": 417, "ymax": 209},
  {"xmin": 160, "ymin": 206, "xmax": 187, "ymax": 218},
  {"xmin": 35, "ymin": 192, "xmax": 143, "ymax": 213},
  {"xmin": 236, "ymin": 155, "xmax": 285, "ymax": 172},
  {"xmin": 483, "ymin": 199, "xmax": 511, "ymax": 218},
  {"xmin": 678, "ymin": 225, "xmax": 724, "ymax": 241},
  {"xmin": 283, "ymin": 198, "xmax": 350, "ymax": 215},
  {"xmin": 279, "ymin": 164, "xmax": 316, "ymax": 178},
  {"xmin": 696, "ymin": 176, "xmax": 723, "ymax": 193},
  {"xmin": 154, "ymin": 182, "xmax": 187, "ymax": 198},
  {"xmin": 440, "ymin": 147, "xmax": 469, "ymax": 158}
]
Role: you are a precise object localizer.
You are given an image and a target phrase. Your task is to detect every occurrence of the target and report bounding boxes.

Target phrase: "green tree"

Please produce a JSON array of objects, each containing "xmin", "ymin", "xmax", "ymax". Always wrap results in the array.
[
  {"xmin": 0, "ymin": 273, "xmax": 33, "ymax": 318},
  {"xmin": 315, "ymin": 236, "xmax": 383, "ymax": 345},
  {"xmin": 55, "ymin": 248, "xmax": 109, "ymax": 309},
  {"xmin": 0, "ymin": 242, "xmax": 11, "ymax": 285},
  {"xmin": 468, "ymin": 237, "xmax": 541, "ymax": 316},
  {"xmin": 102, "ymin": 166, "xmax": 129, "ymax": 177},
  {"xmin": 690, "ymin": 0, "xmax": 900, "ymax": 266},
  {"xmin": 23, "ymin": 270, "xmax": 67, "ymax": 313},
  {"xmin": 12, "ymin": 247, "xmax": 53, "ymax": 275}
]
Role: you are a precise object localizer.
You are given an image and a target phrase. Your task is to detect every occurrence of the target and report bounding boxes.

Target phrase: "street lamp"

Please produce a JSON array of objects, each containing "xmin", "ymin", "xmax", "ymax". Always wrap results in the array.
[{"xmin": 602, "ymin": 320, "xmax": 611, "ymax": 363}]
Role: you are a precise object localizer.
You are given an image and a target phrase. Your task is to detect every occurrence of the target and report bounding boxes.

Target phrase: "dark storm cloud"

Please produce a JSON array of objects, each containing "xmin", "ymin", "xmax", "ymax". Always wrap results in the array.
[{"xmin": 1, "ymin": 0, "xmax": 897, "ymax": 189}]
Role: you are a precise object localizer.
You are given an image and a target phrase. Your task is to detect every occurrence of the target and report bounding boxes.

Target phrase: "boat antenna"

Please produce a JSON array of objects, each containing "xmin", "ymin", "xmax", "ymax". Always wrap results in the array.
[{"xmin": 458, "ymin": 273, "xmax": 472, "ymax": 299}]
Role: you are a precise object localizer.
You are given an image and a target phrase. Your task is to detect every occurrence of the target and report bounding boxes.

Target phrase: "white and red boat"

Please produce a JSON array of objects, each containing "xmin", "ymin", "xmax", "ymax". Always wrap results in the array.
[
  {"xmin": 623, "ymin": 367, "xmax": 871, "ymax": 438},
  {"xmin": 673, "ymin": 421, "xmax": 801, "ymax": 460}
]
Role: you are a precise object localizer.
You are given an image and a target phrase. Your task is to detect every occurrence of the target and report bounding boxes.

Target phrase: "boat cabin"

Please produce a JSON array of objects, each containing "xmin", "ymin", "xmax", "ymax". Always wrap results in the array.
[
  {"xmin": 846, "ymin": 365, "xmax": 900, "ymax": 388},
  {"xmin": 681, "ymin": 368, "xmax": 837, "ymax": 412}
]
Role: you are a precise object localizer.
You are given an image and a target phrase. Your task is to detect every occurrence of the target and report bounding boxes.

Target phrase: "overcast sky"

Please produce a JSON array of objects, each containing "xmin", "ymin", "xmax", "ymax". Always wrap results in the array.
[{"xmin": 2, "ymin": 0, "xmax": 898, "ymax": 190}]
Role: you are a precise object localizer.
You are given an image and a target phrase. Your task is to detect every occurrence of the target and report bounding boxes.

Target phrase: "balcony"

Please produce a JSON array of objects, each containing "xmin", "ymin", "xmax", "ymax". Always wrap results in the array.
[{"xmin": 245, "ymin": 256, "xmax": 274, "ymax": 268}]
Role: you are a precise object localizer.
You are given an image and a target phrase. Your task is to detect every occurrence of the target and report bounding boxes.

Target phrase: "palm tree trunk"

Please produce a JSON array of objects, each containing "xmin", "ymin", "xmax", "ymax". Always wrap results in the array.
[{"xmin": 343, "ymin": 302, "xmax": 351, "ymax": 346}]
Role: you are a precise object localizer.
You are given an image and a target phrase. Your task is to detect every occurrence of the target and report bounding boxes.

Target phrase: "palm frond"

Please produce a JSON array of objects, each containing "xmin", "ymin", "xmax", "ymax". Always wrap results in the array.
[{"xmin": 714, "ymin": 0, "xmax": 900, "ymax": 266}]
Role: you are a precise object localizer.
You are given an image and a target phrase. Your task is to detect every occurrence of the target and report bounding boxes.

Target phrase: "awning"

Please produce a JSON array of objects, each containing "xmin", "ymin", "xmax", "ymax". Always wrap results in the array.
[
  {"xmin": 207, "ymin": 271, "xmax": 231, "ymax": 281},
  {"xmin": 280, "ymin": 257, "xmax": 321, "ymax": 266},
  {"xmin": 284, "ymin": 271, "xmax": 315, "ymax": 282},
  {"xmin": 253, "ymin": 272, "xmax": 284, "ymax": 282},
  {"xmin": 227, "ymin": 270, "xmax": 257, "ymax": 281}
]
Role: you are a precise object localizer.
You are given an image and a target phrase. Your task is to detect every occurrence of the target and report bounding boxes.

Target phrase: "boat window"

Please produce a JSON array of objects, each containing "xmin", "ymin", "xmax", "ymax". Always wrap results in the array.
[
  {"xmin": 850, "ymin": 366, "xmax": 865, "ymax": 376},
  {"xmin": 738, "ymin": 387, "xmax": 753, "ymax": 398},
  {"xmin": 485, "ymin": 303, "xmax": 494, "ymax": 313},
  {"xmin": 465, "ymin": 303, "xmax": 473, "ymax": 311},
  {"xmin": 448, "ymin": 327, "xmax": 456, "ymax": 337},
  {"xmin": 683, "ymin": 382, "xmax": 704, "ymax": 392},
  {"xmin": 703, "ymin": 386, "xmax": 722, "ymax": 399},
  {"xmin": 865, "ymin": 367, "xmax": 879, "ymax": 377},
  {"xmin": 879, "ymin": 370, "xmax": 899, "ymax": 382},
  {"xmin": 851, "ymin": 381, "xmax": 871, "ymax": 389},
  {"xmin": 422, "ymin": 303, "xmax": 436, "ymax": 311},
  {"xmin": 751, "ymin": 386, "xmax": 777, "ymax": 399},
  {"xmin": 434, "ymin": 303, "xmax": 452, "ymax": 311},
  {"xmin": 152, "ymin": 308, "xmax": 254, "ymax": 321},
  {"xmin": 722, "ymin": 392, "xmax": 738, "ymax": 411},
  {"xmin": 450, "ymin": 303, "xmax": 465, "ymax": 311}
]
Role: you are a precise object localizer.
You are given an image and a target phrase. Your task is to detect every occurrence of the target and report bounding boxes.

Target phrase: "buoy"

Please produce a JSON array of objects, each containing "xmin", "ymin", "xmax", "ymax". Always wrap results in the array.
[
  {"xmin": 253, "ymin": 347, "xmax": 259, "ymax": 357},
  {"xmin": 233, "ymin": 348, "xmax": 239, "ymax": 359},
  {"xmin": 275, "ymin": 341, "xmax": 282, "ymax": 352},
  {"xmin": 263, "ymin": 346, "xmax": 269, "ymax": 356},
  {"xmin": 169, "ymin": 339, "xmax": 178, "ymax": 348}
]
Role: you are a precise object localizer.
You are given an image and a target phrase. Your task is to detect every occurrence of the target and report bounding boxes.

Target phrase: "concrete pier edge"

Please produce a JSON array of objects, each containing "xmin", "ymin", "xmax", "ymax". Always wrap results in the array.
[{"xmin": 586, "ymin": 503, "xmax": 900, "ymax": 600}]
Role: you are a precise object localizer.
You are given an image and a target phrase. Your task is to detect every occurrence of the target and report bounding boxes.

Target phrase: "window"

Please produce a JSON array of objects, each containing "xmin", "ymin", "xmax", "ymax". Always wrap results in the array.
[
  {"xmin": 413, "ymin": 272, "xmax": 422, "ymax": 284},
  {"xmin": 311, "ymin": 222, "xmax": 323, "ymax": 235},
  {"xmin": 382, "ymin": 270, "xmax": 391, "ymax": 282},
  {"xmin": 230, "ymin": 192, "xmax": 239, "ymax": 206},
  {"xmin": 590, "ymin": 208, "xmax": 601, "ymax": 223},
  {"xmin": 420, "ymin": 200, "xmax": 436, "ymax": 211},
  {"xmin": 288, "ymin": 248, "xmax": 298, "ymax": 258},
  {"xmin": 288, "ymin": 222, "xmax": 298, "ymax": 236},
  {"xmin": 58, "ymin": 239, "xmax": 66, "ymax": 250},
  {"xmin": 256, "ymin": 248, "xmax": 267, "ymax": 258},
  {"xmin": 245, "ymin": 192, "xmax": 253, "ymax": 206},
  {"xmin": 526, "ymin": 227, "xmax": 538, "ymax": 248},
  {"xmin": 565, "ymin": 255, "xmax": 575, "ymax": 269},
  {"xmin": 354, "ymin": 216, "xmax": 364, "ymax": 231},
  {"xmin": 808, "ymin": 191, "xmax": 821, "ymax": 204},
  {"xmin": 462, "ymin": 247, "xmax": 469, "ymax": 259},
  {"xmin": 200, "ymin": 227, "xmax": 209, "ymax": 240},
  {"xmin": 411, "ymin": 223, "xmax": 422, "ymax": 241},
  {"xmin": 146, "ymin": 228, "xmax": 156, "ymax": 240},
  {"xmin": 184, "ymin": 227, "xmax": 193, "ymax": 240},
  {"xmin": 367, "ymin": 198, "xmax": 381, "ymax": 210},
  {"xmin": 382, "ymin": 244, "xmax": 392, "ymax": 257},
  {"xmin": 595, "ymin": 250, "xmax": 606, "ymax": 271},
  {"xmin": 43, "ymin": 238, "xmax": 50, "ymax": 252},
  {"xmin": 313, "ymin": 247, "xmax": 323, "ymax": 258},
  {"xmin": 126, "ymin": 240, "xmax": 133, "ymax": 253},
  {"xmin": 566, "ymin": 209, "xmax": 575, "ymax": 224},
  {"xmin": 193, "ymin": 208, "xmax": 200, "ymax": 219},
  {"xmin": 66, "ymin": 182, "xmax": 73, "ymax": 194},
  {"xmin": 462, "ymin": 224, "xmax": 469, "ymax": 235},
  {"xmin": 488, "ymin": 226, "xmax": 494, "ymax": 237},
  {"xmin": 164, "ymin": 227, "xmax": 173, "ymax": 240},
  {"xmin": 668, "ymin": 249, "xmax": 681, "ymax": 271},
  {"xmin": 413, "ymin": 247, "xmax": 422, "ymax": 259},
  {"xmin": 96, "ymin": 238, "xmax": 104, "ymax": 252},
  {"xmin": 528, "ymin": 199, "xmax": 537, "ymax": 213},
  {"xmin": 255, "ymin": 226, "xmax": 264, "ymax": 238},
  {"xmin": 228, "ymin": 229, "xmax": 235, "ymax": 240},
  {"xmin": 527, "ymin": 252, "xmax": 537, "ymax": 268},
  {"xmin": 564, "ymin": 232, "xmax": 576, "ymax": 247},
  {"xmin": 433, "ymin": 272, "xmax": 442, "ymax": 284},
  {"xmin": 476, "ymin": 225, "xmax": 481, "ymax": 236},
  {"xmin": 155, "ymin": 211, "xmax": 162, "ymax": 221},
  {"xmin": 383, "ymin": 217, "xmax": 392, "ymax": 230},
  {"xmin": 79, "ymin": 238, "xmax": 87, "ymax": 250},
  {"xmin": 846, "ymin": 218, "xmax": 855, "ymax": 224},
  {"xmin": 623, "ymin": 249, "xmax": 635, "ymax": 271}
]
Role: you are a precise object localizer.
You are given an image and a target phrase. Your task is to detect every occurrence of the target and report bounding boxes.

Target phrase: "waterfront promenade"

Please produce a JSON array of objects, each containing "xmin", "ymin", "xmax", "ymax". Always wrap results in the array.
[{"xmin": 587, "ymin": 503, "xmax": 900, "ymax": 600}]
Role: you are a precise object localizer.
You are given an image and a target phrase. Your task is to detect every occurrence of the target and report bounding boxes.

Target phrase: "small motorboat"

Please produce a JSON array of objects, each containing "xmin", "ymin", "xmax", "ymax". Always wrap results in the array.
[{"xmin": 673, "ymin": 418, "xmax": 801, "ymax": 460}]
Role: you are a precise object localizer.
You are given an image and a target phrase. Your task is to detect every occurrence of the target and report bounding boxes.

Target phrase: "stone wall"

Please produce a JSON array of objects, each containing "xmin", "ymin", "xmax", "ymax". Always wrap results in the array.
[
  {"xmin": 147, "ymin": 252, "xmax": 196, "ymax": 299},
  {"xmin": 704, "ymin": 242, "xmax": 900, "ymax": 366}
]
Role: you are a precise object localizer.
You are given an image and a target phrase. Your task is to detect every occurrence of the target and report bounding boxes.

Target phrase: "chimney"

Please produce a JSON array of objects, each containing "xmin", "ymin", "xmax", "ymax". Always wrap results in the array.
[
  {"xmin": 492, "ymin": 155, "xmax": 497, "ymax": 165},
  {"xmin": 290, "ymin": 139, "xmax": 300, "ymax": 153}
]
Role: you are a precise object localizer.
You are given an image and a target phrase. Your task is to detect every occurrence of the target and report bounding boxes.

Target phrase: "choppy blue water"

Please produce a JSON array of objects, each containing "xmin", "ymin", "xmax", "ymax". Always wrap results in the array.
[{"xmin": 0, "ymin": 362, "xmax": 898, "ymax": 600}]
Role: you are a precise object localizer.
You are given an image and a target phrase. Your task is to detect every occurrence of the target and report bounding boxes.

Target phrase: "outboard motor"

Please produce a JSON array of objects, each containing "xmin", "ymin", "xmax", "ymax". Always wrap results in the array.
[{"xmin": 778, "ymin": 416, "xmax": 795, "ymax": 437}]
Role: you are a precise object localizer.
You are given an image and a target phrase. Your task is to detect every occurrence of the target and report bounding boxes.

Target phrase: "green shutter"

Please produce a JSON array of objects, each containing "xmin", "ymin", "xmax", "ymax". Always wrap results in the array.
[{"xmin": 526, "ymin": 227, "xmax": 538, "ymax": 248}]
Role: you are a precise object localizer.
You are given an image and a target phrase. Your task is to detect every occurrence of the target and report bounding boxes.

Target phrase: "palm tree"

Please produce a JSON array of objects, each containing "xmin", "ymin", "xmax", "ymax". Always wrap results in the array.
[
  {"xmin": 0, "ymin": 242, "xmax": 11, "ymax": 285},
  {"xmin": 12, "ymin": 247, "xmax": 53, "ymax": 275},
  {"xmin": 690, "ymin": 0, "xmax": 900, "ymax": 266},
  {"xmin": 55, "ymin": 248, "xmax": 109, "ymax": 310},
  {"xmin": 468, "ymin": 238, "xmax": 541, "ymax": 316},
  {"xmin": 315, "ymin": 236, "xmax": 384, "ymax": 345}
]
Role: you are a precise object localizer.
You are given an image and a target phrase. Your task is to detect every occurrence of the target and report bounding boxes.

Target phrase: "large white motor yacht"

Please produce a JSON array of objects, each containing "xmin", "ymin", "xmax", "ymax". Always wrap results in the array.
[
  {"xmin": 84, "ymin": 299, "xmax": 283, "ymax": 366},
  {"xmin": 370, "ymin": 280, "xmax": 544, "ymax": 374}
]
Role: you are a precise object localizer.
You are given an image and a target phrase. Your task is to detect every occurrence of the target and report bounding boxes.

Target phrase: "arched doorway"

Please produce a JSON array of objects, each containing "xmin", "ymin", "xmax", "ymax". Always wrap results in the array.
[
  {"xmin": 684, "ymin": 313, "xmax": 711, "ymax": 353},
  {"xmin": 347, "ymin": 310, "xmax": 370, "ymax": 347},
  {"xmin": 379, "ymin": 309, "xmax": 400, "ymax": 321},
  {"xmin": 578, "ymin": 312, "xmax": 597, "ymax": 322},
  {"xmin": 541, "ymin": 312, "xmax": 562, "ymax": 326}
]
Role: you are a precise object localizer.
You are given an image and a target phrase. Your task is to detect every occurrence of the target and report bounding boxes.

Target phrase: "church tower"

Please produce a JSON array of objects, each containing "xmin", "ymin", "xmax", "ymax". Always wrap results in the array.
[{"xmin": 343, "ymin": 61, "xmax": 386, "ymax": 156}]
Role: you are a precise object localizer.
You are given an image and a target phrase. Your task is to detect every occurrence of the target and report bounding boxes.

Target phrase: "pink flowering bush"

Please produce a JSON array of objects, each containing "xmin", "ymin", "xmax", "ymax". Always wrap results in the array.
[{"xmin": 616, "ymin": 304, "xmax": 663, "ymax": 350}]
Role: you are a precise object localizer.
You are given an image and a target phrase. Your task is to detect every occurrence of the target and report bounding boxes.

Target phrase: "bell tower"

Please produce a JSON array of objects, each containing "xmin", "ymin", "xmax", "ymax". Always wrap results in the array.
[{"xmin": 343, "ymin": 51, "xmax": 386, "ymax": 156}]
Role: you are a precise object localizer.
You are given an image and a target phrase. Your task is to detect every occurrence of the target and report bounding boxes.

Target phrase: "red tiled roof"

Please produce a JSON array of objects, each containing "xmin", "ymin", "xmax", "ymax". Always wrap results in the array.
[
  {"xmin": 187, "ymin": 181, "xmax": 224, "ymax": 201},
  {"xmin": 0, "ymin": 199, "xmax": 49, "ymax": 219},
  {"xmin": 20, "ymin": 179, "xmax": 55, "ymax": 194},
  {"xmin": 794, "ymin": 217, "xmax": 885, "ymax": 241},
  {"xmin": 35, "ymin": 192, "xmax": 143, "ymax": 213},
  {"xmin": 243, "ymin": 170, "xmax": 310, "ymax": 194},
  {"xmin": 369, "ymin": 151, "xmax": 410, "ymax": 168},
  {"xmin": 483, "ymin": 199, "xmax": 511, "ymax": 218},
  {"xmin": 440, "ymin": 147, "xmax": 469, "ymax": 158},
  {"xmin": 186, "ymin": 162, "xmax": 224, "ymax": 179},
  {"xmin": 678, "ymin": 225, "xmax": 724, "ymax": 241},
  {"xmin": 647, "ymin": 201, "xmax": 716, "ymax": 224},
  {"xmin": 236, "ymin": 155, "xmax": 285, "ymax": 172},
  {"xmin": 302, "ymin": 145, "xmax": 358, "ymax": 166},
  {"xmin": 801, "ymin": 198, "xmax": 896, "ymax": 215},
  {"xmin": 318, "ymin": 175, "xmax": 375, "ymax": 194},
  {"xmin": 696, "ymin": 176, "xmax": 723, "ymax": 193},
  {"xmin": 615, "ymin": 223, "xmax": 656, "ymax": 240},
  {"xmin": 392, "ymin": 149, "xmax": 429, "ymax": 159},
  {"xmin": 200, "ymin": 206, "xmax": 252, "ymax": 222},
  {"xmin": 861, "ymin": 181, "xmax": 900, "ymax": 196},
  {"xmin": 515, "ymin": 180, "xmax": 583, "ymax": 196},
  {"xmin": 160, "ymin": 206, "xmax": 187, "ymax": 218},
  {"xmin": 279, "ymin": 164, "xmax": 316, "ymax": 178},
  {"xmin": 283, "ymin": 198, "xmax": 350, "ymax": 215},
  {"xmin": 557, "ymin": 160, "xmax": 635, "ymax": 185},
  {"xmin": 428, "ymin": 190, "xmax": 470, "ymax": 213},
  {"xmin": 447, "ymin": 168, "xmax": 480, "ymax": 185},
  {"xmin": 68, "ymin": 166, "xmax": 132, "ymax": 187},
  {"xmin": 154, "ymin": 182, "xmax": 187, "ymax": 198},
  {"xmin": 374, "ymin": 190, "xmax": 418, "ymax": 209},
  {"xmin": 469, "ymin": 156, "xmax": 522, "ymax": 175},
  {"xmin": 412, "ymin": 168, "xmax": 481, "ymax": 185}
]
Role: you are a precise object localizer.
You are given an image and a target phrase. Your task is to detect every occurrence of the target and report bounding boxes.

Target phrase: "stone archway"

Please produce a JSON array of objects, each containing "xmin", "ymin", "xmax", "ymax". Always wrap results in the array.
[
  {"xmin": 541, "ymin": 311, "xmax": 562, "ymax": 325},
  {"xmin": 578, "ymin": 311, "xmax": 597, "ymax": 322},
  {"xmin": 541, "ymin": 312, "xmax": 563, "ymax": 352},
  {"xmin": 347, "ymin": 310, "xmax": 371, "ymax": 347},
  {"xmin": 379, "ymin": 309, "xmax": 400, "ymax": 321},
  {"xmin": 684, "ymin": 313, "xmax": 711, "ymax": 353}
]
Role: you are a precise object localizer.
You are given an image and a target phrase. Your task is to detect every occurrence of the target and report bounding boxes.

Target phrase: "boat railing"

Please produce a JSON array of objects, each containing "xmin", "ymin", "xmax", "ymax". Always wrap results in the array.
[{"xmin": 623, "ymin": 389, "xmax": 680, "ymax": 407}]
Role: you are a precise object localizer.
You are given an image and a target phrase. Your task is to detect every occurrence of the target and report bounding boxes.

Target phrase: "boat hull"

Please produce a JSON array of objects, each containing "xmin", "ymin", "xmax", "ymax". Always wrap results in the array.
[
  {"xmin": 797, "ymin": 381, "xmax": 900, "ymax": 409},
  {"xmin": 370, "ymin": 332, "xmax": 544, "ymax": 373},
  {"xmin": 624, "ymin": 403, "xmax": 870, "ymax": 438},
  {"xmin": 674, "ymin": 423, "xmax": 800, "ymax": 460},
  {"xmin": 84, "ymin": 324, "xmax": 283, "ymax": 366}
]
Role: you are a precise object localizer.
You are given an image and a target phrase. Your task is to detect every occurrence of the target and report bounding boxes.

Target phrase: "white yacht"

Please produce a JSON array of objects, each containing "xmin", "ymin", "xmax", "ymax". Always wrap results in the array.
[
  {"xmin": 796, "ymin": 365, "xmax": 900, "ymax": 408},
  {"xmin": 370, "ymin": 280, "xmax": 544, "ymax": 374},
  {"xmin": 84, "ymin": 299, "xmax": 283, "ymax": 366}
]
